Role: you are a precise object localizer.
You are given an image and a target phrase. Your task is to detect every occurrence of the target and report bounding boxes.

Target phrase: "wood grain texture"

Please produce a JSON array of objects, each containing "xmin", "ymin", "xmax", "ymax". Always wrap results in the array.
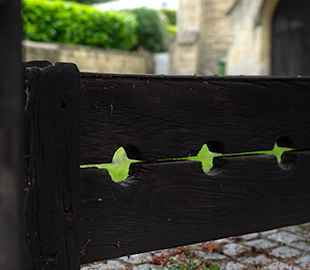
[
  {"xmin": 80, "ymin": 73, "xmax": 310, "ymax": 164},
  {"xmin": 79, "ymin": 151, "xmax": 310, "ymax": 263},
  {"xmin": 23, "ymin": 62, "xmax": 80, "ymax": 270},
  {"xmin": 0, "ymin": 1, "xmax": 23, "ymax": 269}
]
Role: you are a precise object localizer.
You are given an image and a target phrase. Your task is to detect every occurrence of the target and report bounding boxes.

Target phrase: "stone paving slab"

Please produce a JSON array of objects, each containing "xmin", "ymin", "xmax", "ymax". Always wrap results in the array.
[
  {"xmin": 270, "ymin": 246, "xmax": 302, "ymax": 259},
  {"xmin": 268, "ymin": 262, "xmax": 301, "ymax": 270},
  {"xmin": 237, "ymin": 254, "xmax": 272, "ymax": 265},
  {"xmin": 222, "ymin": 243, "xmax": 248, "ymax": 258},
  {"xmin": 267, "ymin": 231, "xmax": 303, "ymax": 244},
  {"xmin": 194, "ymin": 250, "xmax": 227, "ymax": 261},
  {"xmin": 119, "ymin": 254, "xmax": 153, "ymax": 265},
  {"xmin": 296, "ymin": 255, "xmax": 310, "ymax": 268},
  {"xmin": 80, "ymin": 223, "xmax": 310, "ymax": 270},
  {"xmin": 291, "ymin": 242, "xmax": 310, "ymax": 252},
  {"xmin": 244, "ymin": 239, "xmax": 278, "ymax": 250}
]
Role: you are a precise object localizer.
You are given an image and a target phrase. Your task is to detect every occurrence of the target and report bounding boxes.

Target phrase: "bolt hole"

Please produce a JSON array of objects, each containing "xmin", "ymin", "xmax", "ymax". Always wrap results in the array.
[
  {"xmin": 60, "ymin": 102, "xmax": 66, "ymax": 109},
  {"xmin": 64, "ymin": 207, "xmax": 73, "ymax": 220},
  {"xmin": 48, "ymin": 252, "xmax": 59, "ymax": 261}
]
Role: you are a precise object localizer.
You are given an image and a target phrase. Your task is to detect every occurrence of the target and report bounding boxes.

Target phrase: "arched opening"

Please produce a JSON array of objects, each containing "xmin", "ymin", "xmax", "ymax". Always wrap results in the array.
[
  {"xmin": 260, "ymin": 0, "xmax": 280, "ymax": 75},
  {"xmin": 272, "ymin": 0, "xmax": 310, "ymax": 75}
]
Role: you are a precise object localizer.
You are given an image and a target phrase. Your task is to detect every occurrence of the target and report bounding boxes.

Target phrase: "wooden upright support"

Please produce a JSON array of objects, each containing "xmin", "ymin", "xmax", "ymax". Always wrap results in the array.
[{"xmin": 23, "ymin": 61, "xmax": 80, "ymax": 270}]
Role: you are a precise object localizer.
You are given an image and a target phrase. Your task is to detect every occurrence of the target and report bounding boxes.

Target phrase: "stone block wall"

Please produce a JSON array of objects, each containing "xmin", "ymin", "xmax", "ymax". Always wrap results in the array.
[
  {"xmin": 170, "ymin": 0, "xmax": 234, "ymax": 75},
  {"xmin": 169, "ymin": 0, "xmax": 201, "ymax": 75},
  {"xmin": 226, "ymin": 0, "xmax": 280, "ymax": 75},
  {"xmin": 198, "ymin": 0, "xmax": 234, "ymax": 75},
  {"xmin": 22, "ymin": 40, "xmax": 154, "ymax": 74}
]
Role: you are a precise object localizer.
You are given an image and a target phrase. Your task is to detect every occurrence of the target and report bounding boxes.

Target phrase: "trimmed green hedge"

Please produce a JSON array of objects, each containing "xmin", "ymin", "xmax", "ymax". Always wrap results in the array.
[{"xmin": 22, "ymin": 0, "xmax": 138, "ymax": 50}]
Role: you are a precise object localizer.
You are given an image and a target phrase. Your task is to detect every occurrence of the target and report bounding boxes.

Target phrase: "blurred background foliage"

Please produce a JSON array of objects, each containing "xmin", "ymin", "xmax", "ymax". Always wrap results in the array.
[
  {"xmin": 22, "ymin": 0, "xmax": 137, "ymax": 50},
  {"xmin": 160, "ymin": 9, "xmax": 177, "ymax": 40},
  {"xmin": 123, "ymin": 7, "xmax": 169, "ymax": 52},
  {"xmin": 63, "ymin": 0, "xmax": 115, "ymax": 4},
  {"xmin": 22, "ymin": 0, "xmax": 177, "ymax": 52}
]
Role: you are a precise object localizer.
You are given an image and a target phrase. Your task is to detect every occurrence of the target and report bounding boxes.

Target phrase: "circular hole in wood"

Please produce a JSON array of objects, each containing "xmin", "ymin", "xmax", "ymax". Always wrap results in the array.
[{"xmin": 60, "ymin": 102, "xmax": 66, "ymax": 109}]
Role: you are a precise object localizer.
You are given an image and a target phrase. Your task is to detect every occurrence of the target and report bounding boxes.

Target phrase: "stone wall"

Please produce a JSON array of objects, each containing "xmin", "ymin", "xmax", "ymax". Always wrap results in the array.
[
  {"xmin": 226, "ymin": 0, "xmax": 280, "ymax": 75},
  {"xmin": 198, "ymin": 0, "xmax": 234, "ymax": 75},
  {"xmin": 22, "ymin": 40, "xmax": 154, "ymax": 74},
  {"xmin": 169, "ymin": 0, "xmax": 201, "ymax": 75},
  {"xmin": 170, "ymin": 0, "xmax": 284, "ymax": 76},
  {"xmin": 170, "ymin": 0, "xmax": 233, "ymax": 75}
]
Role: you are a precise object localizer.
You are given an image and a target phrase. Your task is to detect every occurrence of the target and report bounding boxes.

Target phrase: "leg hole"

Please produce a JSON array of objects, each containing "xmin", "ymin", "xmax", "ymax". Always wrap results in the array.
[
  {"xmin": 188, "ymin": 144, "xmax": 220, "ymax": 173},
  {"xmin": 278, "ymin": 151, "xmax": 297, "ymax": 171},
  {"xmin": 206, "ymin": 140, "xmax": 225, "ymax": 153},
  {"xmin": 206, "ymin": 157, "xmax": 229, "ymax": 175},
  {"xmin": 123, "ymin": 145, "xmax": 141, "ymax": 160},
  {"xmin": 81, "ymin": 142, "xmax": 296, "ymax": 182},
  {"xmin": 276, "ymin": 136, "xmax": 294, "ymax": 148},
  {"xmin": 81, "ymin": 147, "xmax": 140, "ymax": 182}
]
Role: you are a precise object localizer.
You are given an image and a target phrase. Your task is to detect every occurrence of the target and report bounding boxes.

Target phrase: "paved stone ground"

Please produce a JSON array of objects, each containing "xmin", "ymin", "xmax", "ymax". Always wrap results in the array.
[{"xmin": 81, "ymin": 223, "xmax": 310, "ymax": 270}]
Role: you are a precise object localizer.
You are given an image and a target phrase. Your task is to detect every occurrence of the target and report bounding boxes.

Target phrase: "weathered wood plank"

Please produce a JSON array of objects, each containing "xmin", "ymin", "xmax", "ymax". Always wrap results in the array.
[
  {"xmin": 80, "ymin": 73, "xmax": 310, "ymax": 164},
  {"xmin": 23, "ymin": 62, "xmax": 80, "ymax": 270},
  {"xmin": 0, "ymin": 0, "xmax": 23, "ymax": 269},
  {"xmin": 79, "ymin": 151, "xmax": 310, "ymax": 263}
]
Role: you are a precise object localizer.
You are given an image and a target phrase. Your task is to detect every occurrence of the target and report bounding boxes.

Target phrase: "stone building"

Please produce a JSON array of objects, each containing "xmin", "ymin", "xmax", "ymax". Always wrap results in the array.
[
  {"xmin": 171, "ymin": 0, "xmax": 310, "ymax": 76},
  {"xmin": 227, "ymin": 0, "xmax": 310, "ymax": 75},
  {"xmin": 170, "ymin": 0, "xmax": 234, "ymax": 75}
]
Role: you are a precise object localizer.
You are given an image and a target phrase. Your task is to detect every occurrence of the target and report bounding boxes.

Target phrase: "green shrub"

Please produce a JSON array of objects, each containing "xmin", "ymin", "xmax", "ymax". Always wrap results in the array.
[
  {"xmin": 64, "ymin": 0, "xmax": 114, "ymax": 4},
  {"xmin": 167, "ymin": 25, "xmax": 177, "ymax": 39},
  {"xmin": 125, "ymin": 7, "xmax": 169, "ymax": 52},
  {"xmin": 160, "ymin": 9, "xmax": 177, "ymax": 26},
  {"xmin": 22, "ymin": 0, "xmax": 138, "ymax": 50}
]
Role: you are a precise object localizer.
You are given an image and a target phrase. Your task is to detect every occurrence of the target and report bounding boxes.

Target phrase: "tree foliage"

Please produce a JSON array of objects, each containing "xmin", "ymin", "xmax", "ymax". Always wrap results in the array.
[
  {"xmin": 61, "ymin": 0, "xmax": 115, "ymax": 4},
  {"xmin": 22, "ymin": 0, "xmax": 137, "ymax": 50},
  {"xmin": 126, "ymin": 7, "xmax": 169, "ymax": 52},
  {"xmin": 160, "ymin": 9, "xmax": 176, "ymax": 26}
]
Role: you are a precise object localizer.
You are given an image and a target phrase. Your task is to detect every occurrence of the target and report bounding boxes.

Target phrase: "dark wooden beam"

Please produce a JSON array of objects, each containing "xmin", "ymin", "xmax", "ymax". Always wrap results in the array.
[
  {"xmin": 0, "ymin": 0, "xmax": 23, "ymax": 269},
  {"xmin": 23, "ymin": 62, "xmax": 80, "ymax": 270},
  {"xmin": 80, "ymin": 73, "xmax": 310, "ymax": 164},
  {"xmin": 79, "ymin": 151, "xmax": 310, "ymax": 263},
  {"xmin": 78, "ymin": 73, "xmax": 310, "ymax": 263}
]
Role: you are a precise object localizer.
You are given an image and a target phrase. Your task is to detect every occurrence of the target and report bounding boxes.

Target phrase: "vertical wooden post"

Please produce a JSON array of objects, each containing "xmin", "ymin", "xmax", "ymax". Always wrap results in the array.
[
  {"xmin": 24, "ymin": 61, "xmax": 80, "ymax": 270},
  {"xmin": 0, "ymin": 0, "xmax": 23, "ymax": 269}
]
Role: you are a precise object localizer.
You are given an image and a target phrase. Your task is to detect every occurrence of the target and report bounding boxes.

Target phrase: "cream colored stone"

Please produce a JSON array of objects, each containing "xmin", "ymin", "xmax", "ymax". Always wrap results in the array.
[
  {"xmin": 170, "ymin": 0, "xmax": 234, "ymax": 75},
  {"xmin": 226, "ymin": 0, "xmax": 280, "ymax": 75},
  {"xmin": 22, "ymin": 40, "xmax": 154, "ymax": 74}
]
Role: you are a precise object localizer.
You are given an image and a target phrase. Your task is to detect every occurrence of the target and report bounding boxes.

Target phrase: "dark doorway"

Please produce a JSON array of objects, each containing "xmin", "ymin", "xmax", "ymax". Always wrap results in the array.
[{"xmin": 272, "ymin": 0, "xmax": 310, "ymax": 75}]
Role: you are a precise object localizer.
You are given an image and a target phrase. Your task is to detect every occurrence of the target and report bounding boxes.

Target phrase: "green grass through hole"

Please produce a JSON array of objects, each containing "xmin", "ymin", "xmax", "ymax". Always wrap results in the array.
[{"xmin": 81, "ymin": 144, "xmax": 294, "ymax": 182}]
